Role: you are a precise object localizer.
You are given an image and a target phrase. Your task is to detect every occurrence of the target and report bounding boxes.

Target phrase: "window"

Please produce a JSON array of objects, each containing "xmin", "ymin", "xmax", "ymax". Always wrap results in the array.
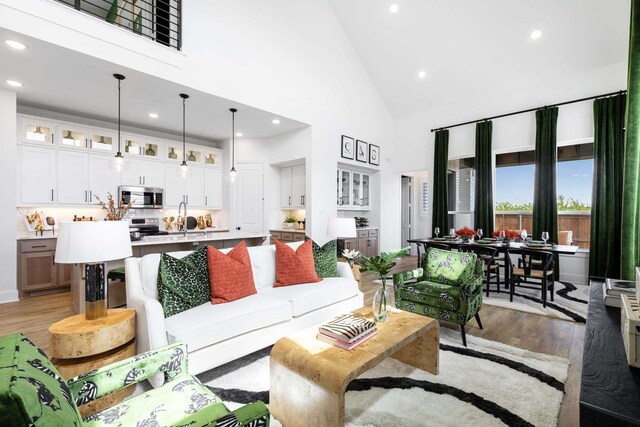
[
  {"xmin": 447, "ymin": 157, "xmax": 475, "ymax": 230},
  {"xmin": 494, "ymin": 143, "xmax": 593, "ymax": 248}
]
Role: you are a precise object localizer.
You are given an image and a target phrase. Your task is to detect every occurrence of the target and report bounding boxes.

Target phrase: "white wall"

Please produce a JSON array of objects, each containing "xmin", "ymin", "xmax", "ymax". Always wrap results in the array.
[
  {"xmin": 1, "ymin": 0, "xmax": 400, "ymax": 254},
  {"xmin": 0, "ymin": 89, "xmax": 18, "ymax": 302},
  {"xmin": 394, "ymin": 61, "xmax": 628, "ymax": 240}
]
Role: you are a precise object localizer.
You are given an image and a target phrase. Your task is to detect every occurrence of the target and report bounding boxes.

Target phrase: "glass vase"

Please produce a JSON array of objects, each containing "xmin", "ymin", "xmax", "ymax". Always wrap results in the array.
[{"xmin": 373, "ymin": 283, "xmax": 393, "ymax": 322}]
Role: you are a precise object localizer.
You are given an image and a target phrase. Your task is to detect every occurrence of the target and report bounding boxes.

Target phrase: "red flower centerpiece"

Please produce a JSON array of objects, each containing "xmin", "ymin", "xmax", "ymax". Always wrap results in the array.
[
  {"xmin": 456, "ymin": 226, "xmax": 477, "ymax": 242},
  {"xmin": 493, "ymin": 229, "xmax": 521, "ymax": 242}
]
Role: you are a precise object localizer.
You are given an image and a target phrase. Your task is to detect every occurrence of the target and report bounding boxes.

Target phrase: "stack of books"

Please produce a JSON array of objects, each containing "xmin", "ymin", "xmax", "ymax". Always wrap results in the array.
[
  {"xmin": 603, "ymin": 278, "xmax": 636, "ymax": 307},
  {"xmin": 317, "ymin": 314, "xmax": 377, "ymax": 350}
]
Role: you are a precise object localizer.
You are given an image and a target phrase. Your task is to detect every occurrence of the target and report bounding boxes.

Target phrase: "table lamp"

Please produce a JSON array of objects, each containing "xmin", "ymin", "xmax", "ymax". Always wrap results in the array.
[
  {"xmin": 327, "ymin": 217, "xmax": 357, "ymax": 238},
  {"xmin": 55, "ymin": 221, "xmax": 132, "ymax": 320}
]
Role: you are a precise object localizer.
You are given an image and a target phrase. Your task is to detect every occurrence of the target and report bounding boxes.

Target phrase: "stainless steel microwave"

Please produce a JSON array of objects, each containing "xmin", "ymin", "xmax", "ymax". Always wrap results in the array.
[{"xmin": 118, "ymin": 186, "xmax": 164, "ymax": 209}]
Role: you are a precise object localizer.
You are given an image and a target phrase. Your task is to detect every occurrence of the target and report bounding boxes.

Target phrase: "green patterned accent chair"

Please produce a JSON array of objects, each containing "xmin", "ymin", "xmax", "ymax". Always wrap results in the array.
[
  {"xmin": 393, "ymin": 247, "xmax": 484, "ymax": 346},
  {"xmin": 0, "ymin": 333, "xmax": 269, "ymax": 427}
]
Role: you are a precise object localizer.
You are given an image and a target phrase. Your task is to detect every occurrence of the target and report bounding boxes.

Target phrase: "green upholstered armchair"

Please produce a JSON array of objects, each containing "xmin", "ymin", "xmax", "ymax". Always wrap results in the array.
[
  {"xmin": 393, "ymin": 247, "xmax": 484, "ymax": 346},
  {"xmin": 0, "ymin": 333, "xmax": 269, "ymax": 427}
]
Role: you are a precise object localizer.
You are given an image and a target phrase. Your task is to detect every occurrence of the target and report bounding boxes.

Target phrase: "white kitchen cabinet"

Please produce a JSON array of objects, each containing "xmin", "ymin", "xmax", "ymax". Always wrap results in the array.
[
  {"xmin": 122, "ymin": 160, "xmax": 164, "ymax": 187},
  {"xmin": 19, "ymin": 146, "xmax": 57, "ymax": 205},
  {"xmin": 281, "ymin": 164, "xmax": 306, "ymax": 209},
  {"xmin": 58, "ymin": 123, "xmax": 88, "ymax": 150},
  {"xmin": 337, "ymin": 168, "xmax": 371, "ymax": 210},
  {"xmin": 57, "ymin": 151, "xmax": 89, "ymax": 204},
  {"xmin": 88, "ymin": 155, "xmax": 121, "ymax": 202},
  {"xmin": 19, "ymin": 117, "xmax": 56, "ymax": 146},
  {"xmin": 185, "ymin": 167, "xmax": 205, "ymax": 207},
  {"xmin": 204, "ymin": 169, "xmax": 222, "ymax": 208},
  {"xmin": 164, "ymin": 165, "xmax": 184, "ymax": 207}
]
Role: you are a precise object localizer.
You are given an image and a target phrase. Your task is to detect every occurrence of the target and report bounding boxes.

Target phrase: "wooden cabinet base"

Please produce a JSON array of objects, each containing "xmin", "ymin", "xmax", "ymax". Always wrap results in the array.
[{"xmin": 49, "ymin": 309, "xmax": 137, "ymax": 417}]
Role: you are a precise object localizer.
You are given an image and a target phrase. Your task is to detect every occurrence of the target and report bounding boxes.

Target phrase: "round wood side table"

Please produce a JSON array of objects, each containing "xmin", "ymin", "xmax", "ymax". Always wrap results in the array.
[{"xmin": 49, "ymin": 308, "xmax": 136, "ymax": 417}]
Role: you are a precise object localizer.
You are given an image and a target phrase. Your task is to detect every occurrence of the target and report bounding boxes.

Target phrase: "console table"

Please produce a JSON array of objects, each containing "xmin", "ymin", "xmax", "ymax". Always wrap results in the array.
[{"xmin": 580, "ymin": 279, "xmax": 640, "ymax": 426}]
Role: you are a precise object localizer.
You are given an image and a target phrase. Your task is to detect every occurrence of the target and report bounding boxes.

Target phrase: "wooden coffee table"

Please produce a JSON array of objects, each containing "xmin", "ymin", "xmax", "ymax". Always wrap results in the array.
[{"xmin": 269, "ymin": 307, "xmax": 439, "ymax": 426}]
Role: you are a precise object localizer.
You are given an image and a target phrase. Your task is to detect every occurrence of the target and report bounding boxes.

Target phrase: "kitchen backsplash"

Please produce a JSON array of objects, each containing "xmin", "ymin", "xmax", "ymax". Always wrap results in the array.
[{"xmin": 16, "ymin": 207, "xmax": 224, "ymax": 238}]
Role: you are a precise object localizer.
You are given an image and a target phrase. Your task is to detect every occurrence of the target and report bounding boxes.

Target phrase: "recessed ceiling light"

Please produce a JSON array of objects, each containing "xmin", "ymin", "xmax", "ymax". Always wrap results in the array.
[
  {"xmin": 6, "ymin": 80, "xmax": 22, "ymax": 87},
  {"xmin": 272, "ymin": 119, "xmax": 281, "ymax": 124},
  {"xmin": 530, "ymin": 30, "xmax": 542, "ymax": 40},
  {"xmin": 418, "ymin": 70, "xmax": 427, "ymax": 79},
  {"xmin": 148, "ymin": 113, "xmax": 159, "ymax": 119},
  {"xmin": 5, "ymin": 40, "xmax": 26, "ymax": 50},
  {"xmin": 389, "ymin": 4, "xmax": 398, "ymax": 13},
  {"xmin": 236, "ymin": 132, "xmax": 243, "ymax": 137}
]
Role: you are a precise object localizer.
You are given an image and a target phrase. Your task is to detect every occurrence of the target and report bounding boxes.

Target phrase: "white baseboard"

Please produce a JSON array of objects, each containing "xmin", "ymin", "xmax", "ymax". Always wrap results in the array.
[
  {"xmin": 559, "ymin": 273, "xmax": 588, "ymax": 286},
  {"xmin": 0, "ymin": 289, "xmax": 19, "ymax": 304}
]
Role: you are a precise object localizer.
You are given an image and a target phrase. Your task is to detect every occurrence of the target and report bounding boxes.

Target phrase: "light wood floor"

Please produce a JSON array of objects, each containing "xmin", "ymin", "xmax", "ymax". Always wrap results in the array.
[{"xmin": 0, "ymin": 255, "xmax": 583, "ymax": 426}]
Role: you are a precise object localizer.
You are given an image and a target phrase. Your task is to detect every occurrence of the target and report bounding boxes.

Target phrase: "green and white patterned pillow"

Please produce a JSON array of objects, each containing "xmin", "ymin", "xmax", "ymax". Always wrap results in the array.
[
  {"xmin": 310, "ymin": 239, "xmax": 339, "ymax": 278},
  {"xmin": 157, "ymin": 245, "xmax": 210, "ymax": 318}
]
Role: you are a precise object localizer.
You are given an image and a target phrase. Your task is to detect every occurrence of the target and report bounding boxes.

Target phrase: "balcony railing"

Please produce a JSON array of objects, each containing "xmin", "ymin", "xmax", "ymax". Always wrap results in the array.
[{"xmin": 55, "ymin": 0, "xmax": 181, "ymax": 50}]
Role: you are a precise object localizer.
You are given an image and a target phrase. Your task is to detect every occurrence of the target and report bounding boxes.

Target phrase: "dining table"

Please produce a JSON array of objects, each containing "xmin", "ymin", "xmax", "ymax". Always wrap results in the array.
[{"xmin": 407, "ymin": 237, "xmax": 579, "ymax": 269}]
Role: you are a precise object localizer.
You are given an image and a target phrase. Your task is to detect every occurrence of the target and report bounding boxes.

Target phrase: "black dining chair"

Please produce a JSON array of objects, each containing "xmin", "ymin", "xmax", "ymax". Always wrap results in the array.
[
  {"xmin": 505, "ymin": 248, "xmax": 555, "ymax": 307},
  {"xmin": 416, "ymin": 242, "xmax": 451, "ymax": 268},
  {"xmin": 459, "ymin": 244, "xmax": 500, "ymax": 296}
]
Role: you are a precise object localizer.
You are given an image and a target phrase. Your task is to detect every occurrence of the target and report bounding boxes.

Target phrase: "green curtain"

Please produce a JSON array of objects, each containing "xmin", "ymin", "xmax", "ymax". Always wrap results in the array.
[
  {"xmin": 621, "ymin": 0, "xmax": 640, "ymax": 280},
  {"xmin": 474, "ymin": 121, "xmax": 494, "ymax": 236},
  {"xmin": 589, "ymin": 94, "xmax": 626, "ymax": 278},
  {"xmin": 432, "ymin": 130, "xmax": 449, "ymax": 235},
  {"xmin": 532, "ymin": 107, "xmax": 559, "ymax": 278}
]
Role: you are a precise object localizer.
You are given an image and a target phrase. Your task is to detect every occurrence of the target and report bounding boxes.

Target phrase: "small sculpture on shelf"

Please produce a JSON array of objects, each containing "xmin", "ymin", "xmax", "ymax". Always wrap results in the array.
[{"xmin": 162, "ymin": 216, "xmax": 175, "ymax": 231}]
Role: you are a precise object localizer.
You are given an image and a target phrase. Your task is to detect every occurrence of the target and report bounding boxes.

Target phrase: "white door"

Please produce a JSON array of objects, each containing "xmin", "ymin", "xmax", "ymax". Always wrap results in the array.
[
  {"xmin": 141, "ymin": 161, "xmax": 164, "ymax": 188},
  {"xmin": 280, "ymin": 167, "xmax": 292, "ymax": 208},
  {"xmin": 233, "ymin": 163, "xmax": 264, "ymax": 233},
  {"xmin": 88, "ymin": 155, "xmax": 120, "ymax": 203},
  {"xmin": 57, "ymin": 151, "xmax": 89, "ymax": 204},
  {"xmin": 291, "ymin": 164, "xmax": 306, "ymax": 208},
  {"xmin": 20, "ymin": 146, "xmax": 57, "ymax": 204},
  {"xmin": 164, "ymin": 164, "xmax": 185, "ymax": 207},
  {"xmin": 121, "ymin": 160, "xmax": 142, "ymax": 186},
  {"xmin": 204, "ymin": 169, "xmax": 222, "ymax": 208},
  {"xmin": 186, "ymin": 167, "xmax": 205, "ymax": 207}
]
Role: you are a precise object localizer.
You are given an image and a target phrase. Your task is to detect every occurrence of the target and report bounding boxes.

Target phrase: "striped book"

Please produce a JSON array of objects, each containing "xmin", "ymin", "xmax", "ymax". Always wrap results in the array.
[
  {"xmin": 317, "ymin": 329, "xmax": 378, "ymax": 350},
  {"xmin": 319, "ymin": 314, "xmax": 377, "ymax": 343}
]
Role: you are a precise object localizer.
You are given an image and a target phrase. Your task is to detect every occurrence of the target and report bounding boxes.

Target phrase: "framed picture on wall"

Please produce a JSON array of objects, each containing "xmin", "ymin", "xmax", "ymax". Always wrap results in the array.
[
  {"xmin": 369, "ymin": 144, "xmax": 380, "ymax": 166},
  {"xmin": 356, "ymin": 139, "xmax": 368, "ymax": 163},
  {"xmin": 341, "ymin": 135, "xmax": 355, "ymax": 160}
]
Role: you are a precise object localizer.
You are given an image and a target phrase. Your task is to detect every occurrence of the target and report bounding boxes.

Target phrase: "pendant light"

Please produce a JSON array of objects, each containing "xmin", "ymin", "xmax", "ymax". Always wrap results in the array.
[
  {"xmin": 179, "ymin": 93, "xmax": 189, "ymax": 175},
  {"xmin": 113, "ymin": 73, "xmax": 125, "ymax": 169},
  {"xmin": 227, "ymin": 108, "xmax": 238, "ymax": 183}
]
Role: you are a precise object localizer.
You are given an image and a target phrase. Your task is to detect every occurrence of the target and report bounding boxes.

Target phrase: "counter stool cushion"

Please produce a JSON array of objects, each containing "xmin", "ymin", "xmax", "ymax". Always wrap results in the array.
[
  {"xmin": 0, "ymin": 333, "xmax": 82, "ymax": 426},
  {"xmin": 157, "ymin": 245, "xmax": 210, "ymax": 318}
]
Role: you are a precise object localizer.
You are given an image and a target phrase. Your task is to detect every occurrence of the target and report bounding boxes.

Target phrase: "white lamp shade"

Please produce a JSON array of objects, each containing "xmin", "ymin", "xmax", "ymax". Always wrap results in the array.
[
  {"xmin": 55, "ymin": 221, "xmax": 132, "ymax": 264},
  {"xmin": 327, "ymin": 218, "xmax": 357, "ymax": 238}
]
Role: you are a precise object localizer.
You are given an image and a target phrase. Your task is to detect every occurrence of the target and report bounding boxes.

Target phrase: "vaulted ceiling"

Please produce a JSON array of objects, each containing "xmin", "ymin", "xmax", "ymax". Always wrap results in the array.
[{"xmin": 328, "ymin": 0, "xmax": 630, "ymax": 117}]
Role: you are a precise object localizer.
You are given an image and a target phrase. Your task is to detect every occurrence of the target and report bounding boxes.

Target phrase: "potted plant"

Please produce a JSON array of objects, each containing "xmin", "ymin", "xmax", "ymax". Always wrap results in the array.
[
  {"xmin": 283, "ymin": 214, "xmax": 298, "ymax": 229},
  {"xmin": 95, "ymin": 193, "xmax": 132, "ymax": 221},
  {"xmin": 359, "ymin": 247, "xmax": 410, "ymax": 322},
  {"xmin": 341, "ymin": 249, "xmax": 360, "ymax": 268},
  {"xmin": 455, "ymin": 226, "xmax": 477, "ymax": 243}
]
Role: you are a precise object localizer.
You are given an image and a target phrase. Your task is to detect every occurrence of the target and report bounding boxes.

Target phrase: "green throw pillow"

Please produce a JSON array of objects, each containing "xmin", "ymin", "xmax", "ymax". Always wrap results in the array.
[
  {"xmin": 0, "ymin": 333, "xmax": 82, "ymax": 427},
  {"xmin": 310, "ymin": 239, "xmax": 338, "ymax": 278},
  {"xmin": 157, "ymin": 245, "xmax": 210, "ymax": 318}
]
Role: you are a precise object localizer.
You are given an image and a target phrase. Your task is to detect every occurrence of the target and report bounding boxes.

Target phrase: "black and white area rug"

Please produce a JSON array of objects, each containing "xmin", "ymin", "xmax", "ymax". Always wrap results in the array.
[
  {"xmin": 197, "ymin": 328, "xmax": 569, "ymax": 427},
  {"xmin": 482, "ymin": 281, "xmax": 589, "ymax": 323}
]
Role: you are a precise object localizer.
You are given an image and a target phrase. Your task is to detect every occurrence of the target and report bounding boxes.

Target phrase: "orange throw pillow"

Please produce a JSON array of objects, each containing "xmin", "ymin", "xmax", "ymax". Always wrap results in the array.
[
  {"xmin": 274, "ymin": 239, "xmax": 322, "ymax": 287},
  {"xmin": 207, "ymin": 241, "xmax": 257, "ymax": 304}
]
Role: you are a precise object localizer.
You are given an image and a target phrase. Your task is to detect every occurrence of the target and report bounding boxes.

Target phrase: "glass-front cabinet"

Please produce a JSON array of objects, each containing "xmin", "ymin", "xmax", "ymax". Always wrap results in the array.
[
  {"xmin": 58, "ymin": 125, "xmax": 87, "ymax": 149},
  {"xmin": 204, "ymin": 148, "xmax": 222, "ymax": 167},
  {"xmin": 89, "ymin": 131, "xmax": 115, "ymax": 152},
  {"xmin": 337, "ymin": 168, "xmax": 371, "ymax": 210},
  {"xmin": 186, "ymin": 145, "xmax": 203, "ymax": 164},
  {"xmin": 166, "ymin": 144, "xmax": 183, "ymax": 162},
  {"xmin": 123, "ymin": 135, "xmax": 160, "ymax": 158},
  {"xmin": 20, "ymin": 118, "xmax": 56, "ymax": 145}
]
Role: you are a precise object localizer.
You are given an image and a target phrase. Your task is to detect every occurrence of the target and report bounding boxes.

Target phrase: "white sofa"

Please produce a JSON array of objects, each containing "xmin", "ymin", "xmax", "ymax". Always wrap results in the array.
[{"xmin": 124, "ymin": 241, "xmax": 364, "ymax": 378}]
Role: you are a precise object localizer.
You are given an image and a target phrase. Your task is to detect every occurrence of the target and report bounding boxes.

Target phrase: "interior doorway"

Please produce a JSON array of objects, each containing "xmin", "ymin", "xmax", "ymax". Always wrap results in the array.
[{"xmin": 401, "ymin": 175, "xmax": 412, "ymax": 248}]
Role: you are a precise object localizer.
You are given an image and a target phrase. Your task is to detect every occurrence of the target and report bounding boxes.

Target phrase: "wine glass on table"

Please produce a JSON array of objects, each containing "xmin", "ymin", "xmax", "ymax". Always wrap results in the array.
[
  {"xmin": 521, "ymin": 229, "xmax": 528, "ymax": 242},
  {"xmin": 542, "ymin": 231, "xmax": 549, "ymax": 246},
  {"xmin": 449, "ymin": 228, "xmax": 456, "ymax": 238},
  {"xmin": 477, "ymin": 229, "xmax": 483, "ymax": 241},
  {"xmin": 434, "ymin": 227, "xmax": 440, "ymax": 239}
]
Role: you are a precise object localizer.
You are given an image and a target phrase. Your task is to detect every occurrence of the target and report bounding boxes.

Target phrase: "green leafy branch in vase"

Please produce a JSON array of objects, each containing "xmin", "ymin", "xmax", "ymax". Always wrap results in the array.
[{"xmin": 359, "ymin": 247, "xmax": 410, "ymax": 319}]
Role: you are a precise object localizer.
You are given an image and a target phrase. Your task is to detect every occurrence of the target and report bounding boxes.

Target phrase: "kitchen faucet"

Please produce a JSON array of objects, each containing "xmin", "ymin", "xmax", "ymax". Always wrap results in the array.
[{"xmin": 178, "ymin": 197, "xmax": 188, "ymax": 237}]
